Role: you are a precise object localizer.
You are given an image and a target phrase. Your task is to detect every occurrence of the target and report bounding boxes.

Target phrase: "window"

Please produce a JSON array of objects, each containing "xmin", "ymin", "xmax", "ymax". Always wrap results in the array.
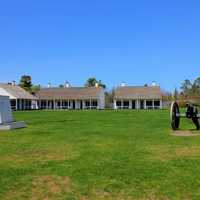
[
  {"xmin": 123, "ymin": 101, "xmax": 129, "ymax": 109},
  {"xmin": 116, "ymin": 101, "xmax": 121, "ymax": 107},
  {"xmin": 57, "ymin": 101, "xmax": 60, "ymax": 107},
  {"xmin": 132, "ymin": 100, "xmax": 136, "ymax": 109},
  {"xmin": 41, "ymin": 100, "xmax": 46, "ymax": 109},
  {"xmin": 62, "ymin": 101, "xmax": 68, "ymax": 108},
  {"xmin": 146, "ymin": 100, "xmax": 153, "ymax": 109},
  {"xmin": 48, "ymin": 101, "xmax": 53, "ymax": 109},
  {"xmin": 10, "ymin": 100, "xmax": 16, "ymax": 110},
  {"xmin": 154, "ymin": 100, "xmax": 160, "ymax": 109},
  {"xmin": 91, "ymin": 100, "xmax": 98, "ymax": 109},
  {"xmin": 146, "ymin": 100, "xmax": 153, "ymax": 106},
  {"xmin": 26, "ymin": 100, "xmax": 31, "ymax": 109},
  {"xmin": 85, "ymin": 101, "xmax": 90, "ymax": 109},
  {"xmin": 92, "ymin": 101, "xmax": 98, "ymax": 107}
]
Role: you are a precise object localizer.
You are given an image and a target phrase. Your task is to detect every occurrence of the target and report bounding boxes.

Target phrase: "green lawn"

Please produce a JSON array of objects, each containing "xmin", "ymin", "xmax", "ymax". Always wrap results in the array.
[{"xmin": 0, "ymin": 110, "xmax": 200, "ymax": 200}]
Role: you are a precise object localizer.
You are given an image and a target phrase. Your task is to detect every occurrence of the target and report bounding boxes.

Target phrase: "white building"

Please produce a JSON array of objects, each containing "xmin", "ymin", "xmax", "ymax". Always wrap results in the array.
[
  {"xmin": 0, "ymin": 83, "xmax": 38, "ymax": 110},
  {"xmin": 35, "ymin": 86, "xmax": 105, "ymax": 110},
  {"xmin": 114, "ymin": 86, "xmax": 163, "ymax": 109}
]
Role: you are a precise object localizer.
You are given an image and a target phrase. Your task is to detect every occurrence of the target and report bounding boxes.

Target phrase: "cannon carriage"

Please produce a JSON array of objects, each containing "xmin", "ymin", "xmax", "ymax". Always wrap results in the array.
[{"xmin": 170, "ymin": 101, "xmax": 200, "ymax": 130}]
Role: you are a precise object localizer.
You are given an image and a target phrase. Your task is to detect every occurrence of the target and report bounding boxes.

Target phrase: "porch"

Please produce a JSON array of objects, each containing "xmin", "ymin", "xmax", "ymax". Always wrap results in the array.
[
  {"xmin": 10, "ymin": 99, "xmax": 38, "ymax": 110},
  {"xmin": 114, "ymin": 99, "xmax": 162, "ymax": 110},
  {"xmin": 39, "ymin": 99, "xmax": 99, "ymax": 110}
]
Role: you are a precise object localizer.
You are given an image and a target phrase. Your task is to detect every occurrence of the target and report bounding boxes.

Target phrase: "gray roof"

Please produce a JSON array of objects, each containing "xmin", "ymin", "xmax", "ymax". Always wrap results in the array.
[
  {"xmin": 0, "ymin": 84, "xmax": 37, "ymax": 100},
  {"xmin": 35, "ymin": 87, "xmax": 103, "ymax": 100},
  {"xmin": 114, "ymin": 86, "xmax": 162, "ymax": 99}
]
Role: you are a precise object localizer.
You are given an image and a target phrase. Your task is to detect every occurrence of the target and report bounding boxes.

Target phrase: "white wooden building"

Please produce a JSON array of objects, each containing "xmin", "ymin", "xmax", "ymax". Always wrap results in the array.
[
  {"xmin": 114, "ymin": 86, "xmax": 162, "ymax": 110},
  {"xmin": 0, "ymin": 83, "xmax": 38, "ymax": 110},
  {"xmin": 35, "ymin": 86, "xmax": 105, "ymax": 110}
]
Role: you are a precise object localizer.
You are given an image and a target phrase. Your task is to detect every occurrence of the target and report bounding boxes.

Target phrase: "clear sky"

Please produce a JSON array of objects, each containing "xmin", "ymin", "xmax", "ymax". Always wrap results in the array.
[{"xmin": 0, "ymin": 0, "xmax": 199, "ymax": 91}]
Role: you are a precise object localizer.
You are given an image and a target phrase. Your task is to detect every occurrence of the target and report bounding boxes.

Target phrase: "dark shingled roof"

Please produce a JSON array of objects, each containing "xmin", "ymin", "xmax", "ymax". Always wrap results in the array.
[
  {"xmin": 35, "ymin": 87, "xmax": 103, "ymax": 100},
  {"xmin": 114, "ymin": 86, "xmax": 162, "ymax": 99},
  {"xmin": 0, "ymin": 84, "xmax": 37, "ymax": 100}
]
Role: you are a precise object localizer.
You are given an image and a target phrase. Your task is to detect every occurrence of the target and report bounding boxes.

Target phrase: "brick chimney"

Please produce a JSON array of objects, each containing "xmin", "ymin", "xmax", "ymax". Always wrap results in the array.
[
  {"xmin": 120, "ymin": 82, "xmax": 126, "ymax": 87},
  {"xmin": 12, "ymin": 81, "xmax": 16, "ymax": 86},
  {"xmin": 95, "ymin": 82, "xmax": 99, "ymax": 88},
  {"xmin": 65, "ymin": 81, "xmax": 70, "ymax": 88},
  {"xmin": 47, "ymin": 83, "xmax": 51, "ymax": 88}
]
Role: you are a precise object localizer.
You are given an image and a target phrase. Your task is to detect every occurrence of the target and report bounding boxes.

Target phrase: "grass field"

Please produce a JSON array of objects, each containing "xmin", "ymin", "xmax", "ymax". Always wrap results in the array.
[{"xmin": 0, "ymin": 110, "xmax": 200, "ymax": 200}]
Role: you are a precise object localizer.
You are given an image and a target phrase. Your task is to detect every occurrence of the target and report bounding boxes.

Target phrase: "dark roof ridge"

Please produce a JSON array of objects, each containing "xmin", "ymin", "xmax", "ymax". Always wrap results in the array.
[
  {"xmin": 41, "ymin": 86, "xmax": 102, "ymax": 89},
  {"xmin": 116, "ymin": 85, "xmax": 160, "ymax": 88}
]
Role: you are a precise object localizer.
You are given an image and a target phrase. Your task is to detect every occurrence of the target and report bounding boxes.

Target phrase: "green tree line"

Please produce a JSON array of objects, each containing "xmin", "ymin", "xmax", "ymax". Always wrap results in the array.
[{"xmin": 18, "ymin": 75, "xmax": 106, "ymax": 94}]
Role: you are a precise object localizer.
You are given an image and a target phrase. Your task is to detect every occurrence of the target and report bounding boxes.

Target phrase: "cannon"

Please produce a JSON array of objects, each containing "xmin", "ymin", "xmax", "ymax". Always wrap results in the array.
[{"xmin": 170, "ymin": 101, "xmax": 200, "ymax": 130}]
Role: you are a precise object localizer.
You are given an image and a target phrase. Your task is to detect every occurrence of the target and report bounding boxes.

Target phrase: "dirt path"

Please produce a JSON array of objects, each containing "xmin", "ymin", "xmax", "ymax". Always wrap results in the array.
[{"xmin": 171, "ymin": 130, "xmax": 200, "ymax": 137}]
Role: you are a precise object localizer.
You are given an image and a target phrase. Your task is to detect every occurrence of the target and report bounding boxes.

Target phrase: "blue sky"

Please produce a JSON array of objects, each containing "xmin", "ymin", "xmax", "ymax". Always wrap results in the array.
[{"xmin": 0, "ymin": 0, "xmax": 200, "ymax": 91}]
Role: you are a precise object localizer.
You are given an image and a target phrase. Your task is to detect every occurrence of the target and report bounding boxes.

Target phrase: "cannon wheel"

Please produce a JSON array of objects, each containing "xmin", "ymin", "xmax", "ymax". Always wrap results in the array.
[{"xmin": 170, "ymin": 102, "xmax": 180, "ymax": 130}]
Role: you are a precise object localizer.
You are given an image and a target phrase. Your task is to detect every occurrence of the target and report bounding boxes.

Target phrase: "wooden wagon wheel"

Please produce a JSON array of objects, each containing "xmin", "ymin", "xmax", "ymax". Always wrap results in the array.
[{"xmin": 170, "ymin": 102, "xmax": 180, "ymax": 130}]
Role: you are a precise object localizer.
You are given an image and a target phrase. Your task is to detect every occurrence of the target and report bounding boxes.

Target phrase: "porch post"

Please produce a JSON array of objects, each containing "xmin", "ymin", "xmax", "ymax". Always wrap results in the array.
[
  {"xmin": 15, "ymin": 99, "xmax": 18, "ymax": 110},
  {"xmin": 136, "ymin": 100, "xmax": 139, "ymax": 110},
  {"xmin": 153, "ymin": 100, "xmax": 155, "ymax": 109},
  {"xmin": 121, "ymin": 99, "xmax": 123, "ymax": 109},
  {"xmin": 82, "ymin": 100, "xmax": 85, "ymax": 109},
  {"xmin": 60, "ymin": 100, "xmax": 62, "ymax": 109},
  {"xmin": 129, "ymin": 100, "xmax": 132, "ymax": 109},
  {"xmin": 46, "ymin": 100, "xmax": 48, "ymax": 109},
  {"xmin": 31, "ymin": 100, "xmax": 33, "ymax": 109},
  {"xmin": 90, "ymin": 99, "xmax": 92, "ymax": 110},
  {"xmin": 19, "ymin": 99, "xmax": 22, "ymax": 110},
  {"xmin": 160, "ymin": 99, "xmax": 162, "ymax": 109},
  {"xmin": 75, "ymin": 100, "xmax": 78, "ymax": 110},
  {"xmin": 35, "ymin": 100, "xmax": 41, "ymax": 109},
  {"xmin": 113, "ymin": 99, "xmax": 117, "ymax": 109},
  {"xmin": 54, "ymin": 100, "xmax": 56, "ymax": 110},
  {"xmin": 23, "ymin": 100, "xmax": 26, "ymax": 110},
  {"xmin": 97, "ymin": 99, "xmax": 100, "ymax": 109},
  {"xmin": 134, "ymin": 100, "xmax": 136, "ymax": 109},
  {"xmin": 144, "ymin": 100, "xmax": 146, "ymax": 109}
]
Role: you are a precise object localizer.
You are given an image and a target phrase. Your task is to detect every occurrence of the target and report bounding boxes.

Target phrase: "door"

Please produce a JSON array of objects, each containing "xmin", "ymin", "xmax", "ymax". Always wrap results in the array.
[
  {"xmin": 73, "ymin": 100, "xmax": 75, "ymax": 109},
  {"xmin": 75, "ymin": 100, "xmax": 81, "ymax": 109},
  {"xmin": 140, "ymin": 100, "xmax": 144, "ymax": 109},
  {"xmin": 80, "ymin": 101, "xmax": 83, "ymax": 109},
  {"xmin": 132, "ymin": 100, "xmax": 136, "ymax": 109}
]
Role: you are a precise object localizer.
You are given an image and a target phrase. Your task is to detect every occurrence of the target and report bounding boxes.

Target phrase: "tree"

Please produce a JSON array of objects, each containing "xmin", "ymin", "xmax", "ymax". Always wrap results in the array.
[
  {"xmin": 105, "ymin": 88, "xmax": 115, "ymax": 108},
  {"xmin": 85, "ymin": 77, "xmax": 97, "ymax": 87},
  {"xmin": 98, "ymin": 80, "xmax": 106, "ymax": 89},
  {"xmin": 31, "ymin": 85, "xmax": 41, "ymax": 94},
  {"xmin": 173, "ymin": 88, "xmax": 179, "ymax": 100},
  {"xmin": 59, "ymin": 84, "xmax": 64, "ymax": 88},
  {"xmin": 161, "ymin": 90, "xmax": 173, "ymax": 101},
  {"xmin": 180, "ymin": 79, "xmax": 192, "ymax": 95},
  {"xmin": 19, "ymin": 75, "xmax": 32, "ymax": 92},
  {"xmin": 85, "ymin": 77, "xmax": 106, "ymax": 89},
  {"xmin": 180, "ymin": 77, "xmax": 200, "ymax": 96},
  {"xmin": 193, "ymin": 77, "xmax": 200, "ymax": 94},
  {"xmin": 194, "ymin": 77, "xmax": 200, "ymax": 88}
]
